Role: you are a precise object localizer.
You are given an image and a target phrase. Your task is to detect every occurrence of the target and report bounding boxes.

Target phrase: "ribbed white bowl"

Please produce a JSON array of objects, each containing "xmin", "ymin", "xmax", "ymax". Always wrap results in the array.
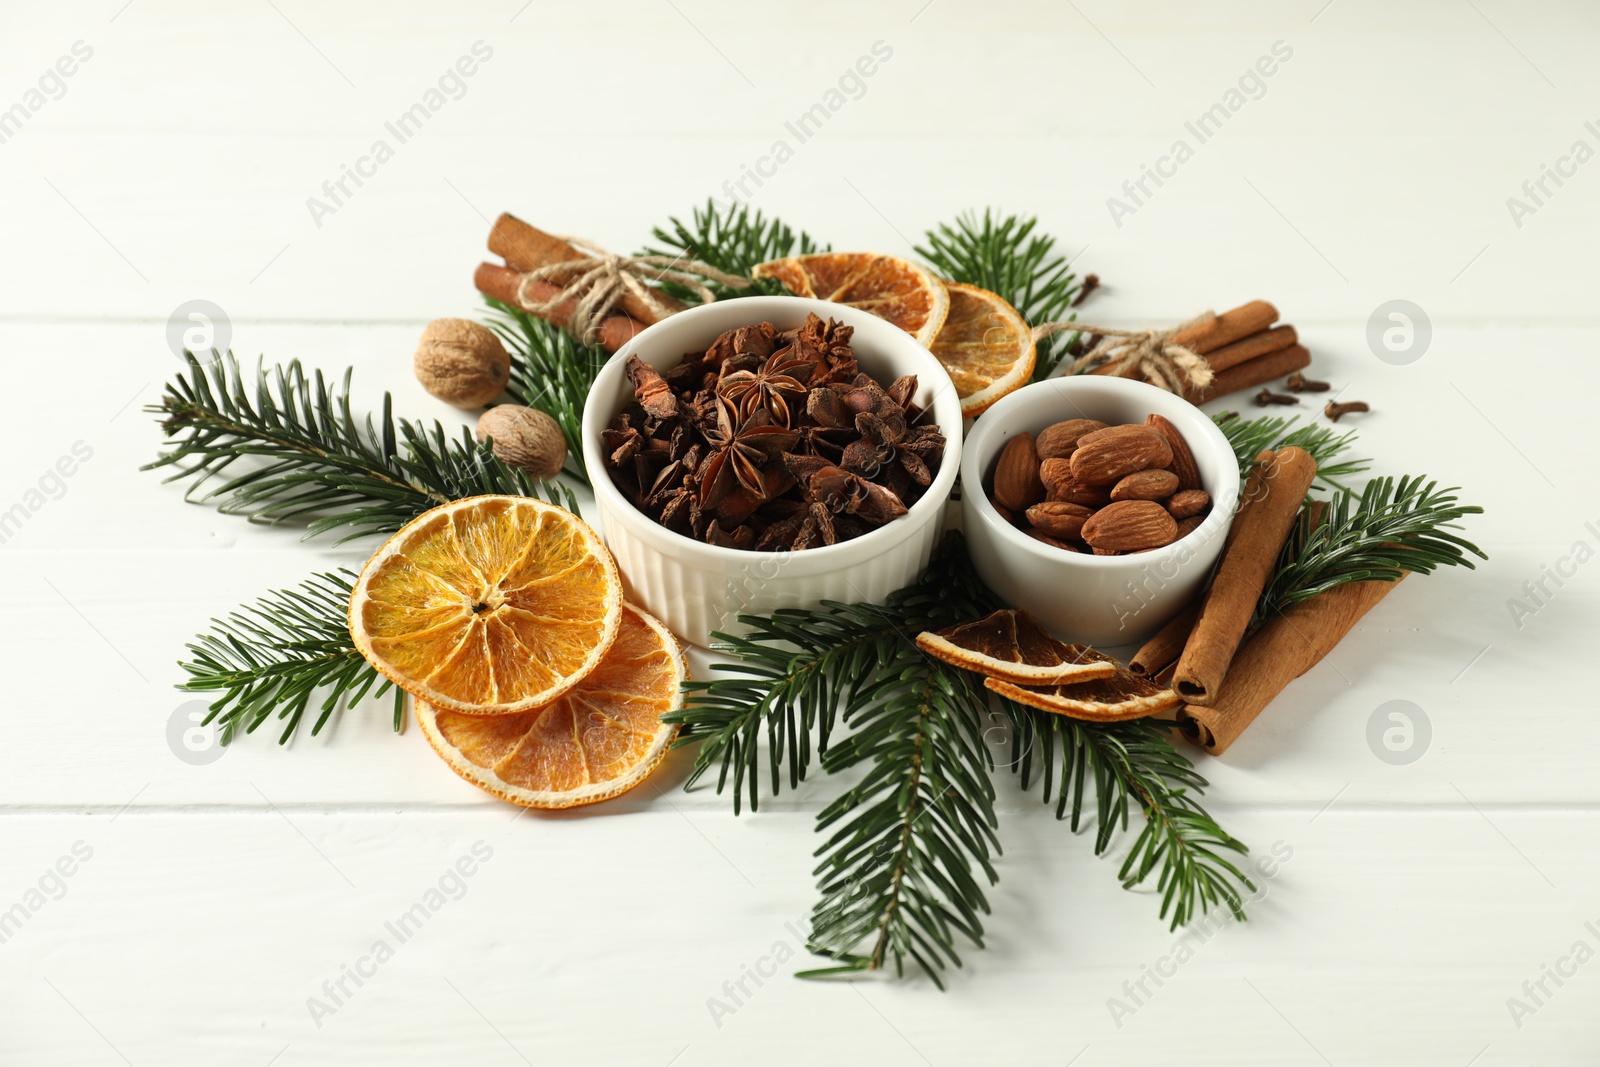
[{"xmin": 581, "ymin": 297, "xmax": 963, "ymax": 648}]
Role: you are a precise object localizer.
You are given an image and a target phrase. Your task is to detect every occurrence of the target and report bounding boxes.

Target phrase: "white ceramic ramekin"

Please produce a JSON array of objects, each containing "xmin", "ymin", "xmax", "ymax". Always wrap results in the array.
[
  {"xmin": 581, "ymin": 297, "xmax": 963, "ymax": 648},
  {"xmin": 960, "ymin": 375, "xmax": 1239, "ymax": 648}
]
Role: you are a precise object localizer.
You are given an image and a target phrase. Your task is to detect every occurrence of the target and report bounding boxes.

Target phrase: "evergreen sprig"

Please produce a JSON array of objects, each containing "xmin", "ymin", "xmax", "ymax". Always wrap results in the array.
[
  {"xmin": 670, "ymin": 534, "xmax": 1250, "ymax": 984},
  {"xmin": 646, "ymin": 199, "xmax": 825, "ymax": 296},
  {"xmin": 916, "ymin": 210, "xmax": 1085, "ymax": 381},
  {"xmin": 177, "ymin": 570, "xmax": 398, "ymax": 744},
  {"xmin": 1002, "ymin": 709, "xmax": 1252, "ymax": 930},
  {"xmin": 1255, "ymin": 476, "xmax": 1486, "ymax": 627},
  {"xmin": 1215, "ymin": 411, "xmax": 1368, "ymax": 489},
  {"xmin": 146, "ymin": 353, "xmax": 575, "ymax": 542},
  {"xmin": 481, "ymin": 300, "xmax": 609, "ymax": 486}
]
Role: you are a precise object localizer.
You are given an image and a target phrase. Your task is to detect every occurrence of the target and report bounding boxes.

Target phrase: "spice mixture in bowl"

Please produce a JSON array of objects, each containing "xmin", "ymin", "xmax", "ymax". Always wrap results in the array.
[{"xmin": 581, "ymin": 297, "xmax": 962, "ymax": 647}]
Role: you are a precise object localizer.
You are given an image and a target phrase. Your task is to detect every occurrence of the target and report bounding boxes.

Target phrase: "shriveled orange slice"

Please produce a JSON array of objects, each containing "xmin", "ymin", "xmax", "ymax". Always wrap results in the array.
[
  {"xmin": 753, "ymin": 253, "xmax": 950, "ymax": 346},
  {"xmin": 916, "ymin": 609, "xmax": 1117, "ymax": 686},
  {"xmin": 928, "ymin": 283, "xmax": 1035, "ymax": 417},
  {"xmin": 417, "ymin": 604, "xmax": 685, "ymax": 809},
  {"xmin": 349, "ymin": 495, "xmax": 622, "ymax": 716},
  {"xmin": 984, "ymin": 672, "xmax": 1181, "ymax": 723}
]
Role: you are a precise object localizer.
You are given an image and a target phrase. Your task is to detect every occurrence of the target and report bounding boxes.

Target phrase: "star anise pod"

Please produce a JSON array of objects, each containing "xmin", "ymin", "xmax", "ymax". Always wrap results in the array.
[
  {"xmin": 699, "ymin": 400, "xmax": 800, "ymax": 509},
  {"xmin": 793, "ymin": 387, "xmax": 857, "ymax": 460},
  {"xmin": 717, "ymin": 351, "xmax": 815, "ymax": 427},
  {"xmin": 848, "ymin": 410, "xmax": 945, "ymax": 487},
  {"xmin": 783, "ymin": 313, "xmax": 859, "ymax": 384}
]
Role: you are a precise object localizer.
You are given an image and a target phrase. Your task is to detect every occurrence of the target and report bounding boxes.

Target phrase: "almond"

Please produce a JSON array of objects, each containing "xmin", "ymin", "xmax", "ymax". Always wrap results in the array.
[
  {"xmin": 1144, "ymin": 413, "xmax": 1201, "ymax": 492},
  {"xmin": 1081, "ymin": 499, "xmax": 1178, "ymax": 552},
  {"xmin": 1036, "ymin": 418, "xmax": 1108, "ymax": 460},
  {"xmin": 1025, "ymin": 501, "xmax": 1093, "ymax": 540},
  {"xmin": 1110, "ymin": 468, "xmax": 1179, "ymax": 502},
  {"xmin": 1070, "ymin": 426, "xmax": 1173, "ymax": 486},
  {"xmin": 1026, "ymin": 528, "xmax": 1079, "ymax": 551},
  {"xmin": 991, "ymin": 432, "xmax": 1045, "ymax": 512},
  {"xmin": 1167, "ymin": 489, "xmax": 1211, "ymax": 519},
  {"xmin": 1041, "ymin": 458, "xmax": 1112, "ymax": 507},
  {"xmin": 1174, "ymin": 514, "xmax": 1205, "ymax": 539}
]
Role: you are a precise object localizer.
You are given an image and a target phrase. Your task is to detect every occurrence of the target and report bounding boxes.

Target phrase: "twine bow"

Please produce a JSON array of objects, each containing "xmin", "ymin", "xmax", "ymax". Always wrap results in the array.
[
  {"xmin": 1032, "ymin": 312, "xmax": 1217, "ymax": 396},
  {"xmin": 514, "ymin": 237, "xmax": 753, "ymax": 342}
]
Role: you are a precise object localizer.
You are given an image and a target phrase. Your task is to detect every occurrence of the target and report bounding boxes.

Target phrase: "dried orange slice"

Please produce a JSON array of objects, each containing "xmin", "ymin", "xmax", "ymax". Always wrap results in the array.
[
  {"xmin": 753, "ymin": 253, "xmax": 950, "ymax": 345},
  {"xmin": 916, "ymin": 609, "xmax": 1117, "ymax": 686},
  {"xmin": 928, "ymin": 283, "xmax": 1035, "ymax": 417},
  {"xmin": 349, "ymin": 495, "xmax": 622, "ymax": 716},
  {"xmin": 417, "ymin": 604, "xmax": 685, "ymax": 809},
  {"xmin": 985, "ymin": 672, "xmax": 1181, "ymax": 723}
]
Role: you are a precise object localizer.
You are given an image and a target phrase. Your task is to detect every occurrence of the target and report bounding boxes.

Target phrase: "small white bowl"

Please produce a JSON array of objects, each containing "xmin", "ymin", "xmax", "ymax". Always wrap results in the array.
[
  {"xmin": 582, "ymin": 297, "xmax": 963, "ymax": 648},
  {"xmin": 960, "ymin": 375, "xmax": 1239, "ymax": 647}
]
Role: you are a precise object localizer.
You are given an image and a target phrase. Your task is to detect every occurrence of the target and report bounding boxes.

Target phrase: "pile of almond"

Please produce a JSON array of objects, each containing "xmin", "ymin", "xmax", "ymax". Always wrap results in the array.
[{"xmin": 987, "ymin": 414, "xmax": 1214, "ymax": 555}]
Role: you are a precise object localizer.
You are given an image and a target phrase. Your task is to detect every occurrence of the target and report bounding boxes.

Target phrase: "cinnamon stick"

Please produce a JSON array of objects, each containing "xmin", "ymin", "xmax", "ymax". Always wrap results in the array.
[
  {"xmin": 474, "ymin": 262, "xmax": 644, "ymax": 353},
  {"xmin": 1089, "ymin": 299, "xmax": 1279, "ymax": 379},
  {"xmin": 1177, "ymin": 576, "xmax": 1406, "ymax": 755},
  {"xmin": 1128, "ymin": 597, "xmax": 1202, "ymax": 677},
  {"xmin": 1189, "ymin": 343, "xmax": 1311, "ymax": 404},
  {"xmin": 488, "ymin": 213, "xmax": 683, "ymax": 325},
  {"xmin": 1172, "ymin": 447, "xmax": 1317, "ymax": 705},
  {"xmin": 1171, "ymin": 300, "xmax": 1279, "ymax": 356},
  {"xmin": 1203, "ymin": 325, "xmax": 1298, "ymax": 374}
]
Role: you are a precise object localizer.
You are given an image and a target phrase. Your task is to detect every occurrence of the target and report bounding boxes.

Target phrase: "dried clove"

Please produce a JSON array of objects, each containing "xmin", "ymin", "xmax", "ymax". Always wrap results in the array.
[
  {"xmin": 1285, "ymin": 371, "xmax": 1330, "ymax": 393},
  {"xmin": 1072, "ymin": 273, "xmax": 1101, "ymax": 307},
  {"xmin": 1254, "ymin": 387, "xmax": 1300, "ymax": 406},
  {"xmin": 1324, "ymin": 399, "xmax": 1370, "ymax": 422}
]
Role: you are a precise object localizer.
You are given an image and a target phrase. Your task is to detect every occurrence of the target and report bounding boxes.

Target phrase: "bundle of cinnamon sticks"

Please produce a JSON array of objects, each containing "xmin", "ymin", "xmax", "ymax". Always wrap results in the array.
[
  {"xmin": 1129, "ymin": 453, "xmax": 1404, "ymax": 756},
  {"xmin": 1089, "ymin": 299, "xmax": 1310, "ymax": 404},
  {"xmin": 473, "ymin": 213, "xmax": 679, "ymax": 352}
]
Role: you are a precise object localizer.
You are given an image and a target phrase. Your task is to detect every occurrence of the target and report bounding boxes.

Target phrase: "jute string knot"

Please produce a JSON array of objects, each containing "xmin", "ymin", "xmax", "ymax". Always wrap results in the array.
[
  {"xmin": 514, "ymin": 237, "xmax": 753, "ymax": 343},
  {"xmin": 1031, "ymin": 311, "xmax": 1217, "ymax": 396}
]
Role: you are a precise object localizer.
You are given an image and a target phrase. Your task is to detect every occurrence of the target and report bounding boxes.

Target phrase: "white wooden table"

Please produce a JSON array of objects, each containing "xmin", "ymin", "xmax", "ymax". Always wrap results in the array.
[{"xmin": 2, "ymin": 2, "xmax": 1595, "ymax": 1063}]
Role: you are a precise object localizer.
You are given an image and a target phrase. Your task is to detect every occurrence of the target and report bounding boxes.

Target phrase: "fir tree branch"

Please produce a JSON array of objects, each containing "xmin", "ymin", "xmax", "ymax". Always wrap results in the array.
[
  {"xmin": 645, "ymin": 199, "xmax": 825, "ymax": 297},
  {"xmin": 916, "ymin": 210, "xmax": 1085, "ymax": 381},
  {"xmin": 1000, "ymin": 707, "xmax": 1254, "ymax": 930},
  {"xmin": 1255, "ymin": 475, "xmax": 1486, "ymax": 627},
  {"xmin": 1214, "ymin": 411, "xmax": 1369, "ymax": 489},
  {"xmin": 481, "ymin": 299, "xmax": 609, "ymax": 487},
  {"xmin": 671, "ymin": 534, "xmax": 1256, "ymax": 982},
  {"xmin": 145, "ymin": 352, "xmax": 576, "ymax": 542},
  {"xmin": 177, "ymin": 570, "xmax": 400, "ymax": 744}
]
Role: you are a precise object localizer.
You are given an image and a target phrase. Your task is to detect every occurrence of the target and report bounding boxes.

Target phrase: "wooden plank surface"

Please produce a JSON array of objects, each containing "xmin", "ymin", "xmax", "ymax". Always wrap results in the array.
[{"xmin": 1, "ymin": 1, "xmax": 1596, "ymax": 1062}]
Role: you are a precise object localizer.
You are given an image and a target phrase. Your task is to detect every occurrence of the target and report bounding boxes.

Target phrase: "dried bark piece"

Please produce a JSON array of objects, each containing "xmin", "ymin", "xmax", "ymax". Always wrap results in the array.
[
  {"xmin": 915, "ymin": 609, "xmax": 1117, "ymax": 686},
  {"xmin": 625, "ymin": 355, "xmax": 678, "ymax": 419}
]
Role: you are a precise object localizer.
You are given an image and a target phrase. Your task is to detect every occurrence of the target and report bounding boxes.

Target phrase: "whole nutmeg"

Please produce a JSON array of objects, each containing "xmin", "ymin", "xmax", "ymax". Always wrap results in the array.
[
  {"xmin": 476, "ymin": 405, "xmax": 567, "ymax": 479},
  {"xmin": 414, "ymin": 318, "xmax": 509, "ymax": 408}
]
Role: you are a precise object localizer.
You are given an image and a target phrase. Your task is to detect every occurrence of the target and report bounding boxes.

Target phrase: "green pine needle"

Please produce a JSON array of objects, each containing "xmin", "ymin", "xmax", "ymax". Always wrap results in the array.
[
  {"xmin": 146, "ymin": 352, "xmax": 577, "ymax": 542},
  {"xmin": 1214, "ymin": 410, "xmax": 1369, "ymax": 490},
  {"xmin": 1256, "ymin": 476, "xmax": 1486, "ymax": 627},
  {"xmin": 177, "ymin": 570, "xmax": 398, "ymax": 744},
  {"xmin": 645, "ymin": 199, "xmax": 826, "ymax": 296},
  {"xmin": 1002, "ymin": 710, "xmax": 1253, "ymax": 930},
  {"xmin": 670, "ymin": 533, "xmax": 1251, "ymax": 983},
  {"xmin": 916, "ymin": 210, "xmax": 1085, "ymax": 381}
]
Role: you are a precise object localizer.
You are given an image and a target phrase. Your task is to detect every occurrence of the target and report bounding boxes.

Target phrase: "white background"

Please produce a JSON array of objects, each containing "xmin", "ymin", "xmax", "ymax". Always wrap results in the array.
[{"xmin": 1, "ymin": 1, "xmax": 1595, "ymax": 1063}]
